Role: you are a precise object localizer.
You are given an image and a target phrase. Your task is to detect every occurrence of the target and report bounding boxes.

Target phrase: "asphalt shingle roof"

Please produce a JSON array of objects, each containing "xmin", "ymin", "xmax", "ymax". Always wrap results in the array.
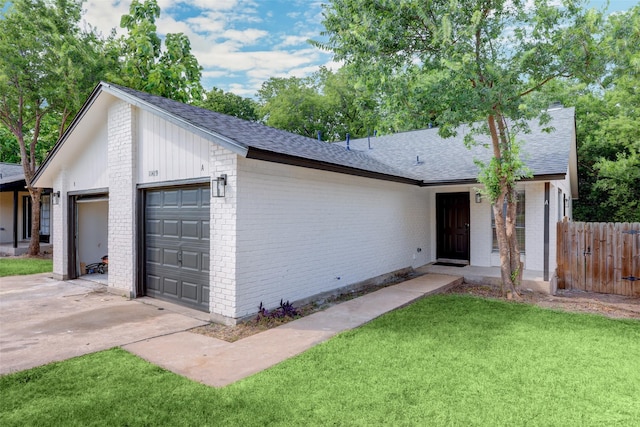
[
  {"xmin": 107, "ymin": 83, "xmax": 416, "ymax": 181},
  {"xmin": 339, "ymin": 107, "xmax": 575, "ymax": 184},
  {"xmin": 36, "ymin": 82, "xmax": 572, "ymax": 188},
  {"xmin": 0, "ymin": 163, "xmax": 25, "ymax": 185}
]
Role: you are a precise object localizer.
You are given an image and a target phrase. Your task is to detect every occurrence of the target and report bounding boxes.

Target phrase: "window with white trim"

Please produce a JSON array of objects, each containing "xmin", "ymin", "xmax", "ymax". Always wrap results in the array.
[{"xmin": 491, "ymin": 191, "xmax": 525, "ymax": 253}]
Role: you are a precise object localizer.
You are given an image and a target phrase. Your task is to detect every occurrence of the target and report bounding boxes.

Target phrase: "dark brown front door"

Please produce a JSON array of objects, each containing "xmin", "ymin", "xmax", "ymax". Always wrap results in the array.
[{"xmin": 436, "ymin": 192, "xmax": 470, "ymax": 261}]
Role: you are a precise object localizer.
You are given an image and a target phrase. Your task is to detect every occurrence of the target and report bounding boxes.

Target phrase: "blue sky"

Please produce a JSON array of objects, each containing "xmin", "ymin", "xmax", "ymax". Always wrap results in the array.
[{"xmin": 82, "ymin": 0, "xmax": 637, "ymax": 98}]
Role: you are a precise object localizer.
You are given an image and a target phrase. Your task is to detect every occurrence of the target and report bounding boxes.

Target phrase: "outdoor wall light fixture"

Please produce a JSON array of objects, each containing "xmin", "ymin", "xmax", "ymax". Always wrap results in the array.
[
  {"xmin": 52, "ymin": 191, "xmax": 61, "ymax": 205},
  {"xmin": 213, "ymin": 174, "xmax": 227, "ymax": 198},
  {"xmin": 475, "ymin": 192, "xmax": 482, "ymax": 203}
]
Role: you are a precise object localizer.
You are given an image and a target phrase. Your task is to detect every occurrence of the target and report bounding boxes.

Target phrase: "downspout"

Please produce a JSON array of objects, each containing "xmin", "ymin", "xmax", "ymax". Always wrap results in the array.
[{"xmin": 544, "ymin": 183, "xmax": 550, "ymax": 281}]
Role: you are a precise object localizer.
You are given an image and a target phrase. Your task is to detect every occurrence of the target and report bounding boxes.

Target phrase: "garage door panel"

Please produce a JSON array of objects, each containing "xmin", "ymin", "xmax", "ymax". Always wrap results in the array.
[
  {"xmin": 181, "ymin": 220, "xmax": 200, "ymax": 239},
  {"xmin": 181, "ymin": 250, "xmax": 200, "ymax": 270},
  {"xmin": 146, "ymin": 247, "xmax": 161, "ymax": 264},
  {"xmin": 146, "ymin": 275, "xmax": 161, "ymax": 291},
  {"xmin": 181, "ymin": 281, "xmax": 199, "ymax": 302},
  {"xmin": 202, "ymin": 221, "xmax": 210, "ymax": 241},
  {"xmin": 163, "ymin": 220, "xmax": 180, "ymax": 237},
  {"xmin": 146, "ymin": 219, "xmax": 162, "ymax": 235},
  {"xmin": 181, "ymin": 189, "xmax": 199, "ymax": 206},
  {"xmin": 203, "ymin": 253, "xmax": 210, "ymax": 272},
  {"xmin": 163, "ymin": 190, "xmax": 179, "ymax": 206},
  {"xmin": 162, "ymin": 249, "xmax": 180, "ymax": 267},
  {"xmin": 144, "ymin": 185, "xmax": 210, "ymax": 312}
]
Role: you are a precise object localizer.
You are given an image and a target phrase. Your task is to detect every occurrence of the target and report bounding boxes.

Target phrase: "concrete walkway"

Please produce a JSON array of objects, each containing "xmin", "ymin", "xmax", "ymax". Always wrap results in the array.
[{"xmin": 123, "ymin": 273, "xmax": 462, "ymax": 387}]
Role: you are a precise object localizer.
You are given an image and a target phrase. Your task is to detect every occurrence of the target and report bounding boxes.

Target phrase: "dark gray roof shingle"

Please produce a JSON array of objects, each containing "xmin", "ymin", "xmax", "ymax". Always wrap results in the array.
[
  {"xmin": 106, "ymin": 83, "xmax": 417, "ymax": 181},
  {"xmin": 339, "ymin": 107, "xmax": 575, "ymax": 184}
]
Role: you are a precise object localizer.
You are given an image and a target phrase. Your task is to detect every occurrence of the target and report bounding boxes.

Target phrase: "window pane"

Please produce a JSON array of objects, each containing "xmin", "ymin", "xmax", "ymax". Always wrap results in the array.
[{"xmin": 491, "ymin": 192, "xmax": 525, "ymax": 253}]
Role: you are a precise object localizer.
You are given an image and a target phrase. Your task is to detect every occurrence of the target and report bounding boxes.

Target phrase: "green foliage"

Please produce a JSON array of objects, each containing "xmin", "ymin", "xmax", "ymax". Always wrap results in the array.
[
  {"xmin": 0, "ymin": 0, "xmax": 109, "ymax": 255},
  {"xmin": 530, "ymin": 6, "xmax": 640, "ymax": 222},
  {"xmin": 1, "ymin": 297, "xmax": 639, "ymax": 425},
  {"xmin": 197, "ymin": 87, "xmax": 259, "ymax": 121},
  {"xmin": 257, "ymin": 66, "xmax": 378, "ymax": 141},
  {"xmin": 108, "ymin": 0, "xmax": 203, "ymax": 103},
  {"xmin": 0, "ymin": 127, "xmax": 20, "ymax": 163},
  {"xmin": 0, "ymin": 258, "xmax": 53, "ymax": 277}
]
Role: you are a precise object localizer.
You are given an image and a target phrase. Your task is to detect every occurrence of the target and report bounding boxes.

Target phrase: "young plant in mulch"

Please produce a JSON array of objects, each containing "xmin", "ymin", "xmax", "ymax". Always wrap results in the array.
[{"xmin": 255, "ymin": 299, "xmax": 300, "ymax": 327}]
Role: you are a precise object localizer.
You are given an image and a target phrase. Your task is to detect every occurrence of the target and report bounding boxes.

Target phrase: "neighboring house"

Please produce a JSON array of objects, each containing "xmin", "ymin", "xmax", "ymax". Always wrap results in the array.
[
  {"xmin": 32, "ymin": 82, "xmax": 577, "ymax": 324},
  {"xmin": 0, "ymin": 163, "xmax": 53, "ymax": 255}
]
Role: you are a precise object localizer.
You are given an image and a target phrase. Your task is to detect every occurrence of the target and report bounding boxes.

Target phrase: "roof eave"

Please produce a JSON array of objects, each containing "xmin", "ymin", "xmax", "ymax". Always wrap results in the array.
[
  {"xmin": 419, "ymin": 173, "xmax": 567, "ymax": 187},
  {"xmin": 246, "ymin": 147, "xmax": 423, "ymax": 186}
]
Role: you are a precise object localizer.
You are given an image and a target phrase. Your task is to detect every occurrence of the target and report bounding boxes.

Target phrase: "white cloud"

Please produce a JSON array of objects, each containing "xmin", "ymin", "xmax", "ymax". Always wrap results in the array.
[{"xmin": 82, "ymin": 0, "xmax": 331, "ymax": 97}]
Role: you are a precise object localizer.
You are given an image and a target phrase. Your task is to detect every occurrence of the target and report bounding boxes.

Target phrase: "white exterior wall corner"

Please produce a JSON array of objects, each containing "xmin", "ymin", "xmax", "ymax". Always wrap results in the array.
[
  {"xmin": 233, "ymin": 158, "xmax": 430, "ymax": 319},
  {"xmin": 523, "ymin": 182, "xmax": 545, "ymax": 272},
  {"xmin": 469, "ymin": 187, "xmax": 492, "ymax": 267},
  {"xmin": 209, "ymin": 145, "xmax": 239, "ymax": 323},
  {"xmin": 51, "ymin": 171, "xmax": 68, "ymax": 279},
  {"xmin": 106, "ymin": 101, "xmax": 137, "ymax": 295}
]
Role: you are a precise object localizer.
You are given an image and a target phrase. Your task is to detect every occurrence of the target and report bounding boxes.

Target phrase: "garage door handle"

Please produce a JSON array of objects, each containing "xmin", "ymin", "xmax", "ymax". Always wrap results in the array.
[{"xmin": 177, "ymin": 251, "xmax": 182, "ymax": 264}]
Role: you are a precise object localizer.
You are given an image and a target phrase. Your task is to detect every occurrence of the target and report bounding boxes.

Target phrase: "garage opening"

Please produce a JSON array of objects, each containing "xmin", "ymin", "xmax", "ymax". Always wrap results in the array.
[
  {"xmin": 144, "ymin": 185, "xmax": 210, "ymax": 311},
  {"xmin": 72, "ymin": 195, "xmax": 109, "ymax": 284}
]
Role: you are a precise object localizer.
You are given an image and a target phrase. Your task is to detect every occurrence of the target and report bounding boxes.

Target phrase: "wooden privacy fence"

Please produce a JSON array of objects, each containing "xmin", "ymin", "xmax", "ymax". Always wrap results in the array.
[{"xmin": 557, "ymin": 221, "xmax": 640, "ymax": 297}]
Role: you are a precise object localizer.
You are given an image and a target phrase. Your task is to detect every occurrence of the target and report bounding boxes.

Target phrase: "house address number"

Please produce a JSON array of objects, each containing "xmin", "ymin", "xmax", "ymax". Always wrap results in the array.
[{"xmin": 148, "ymin": 170, "xmax": 159, "ymax": 177}]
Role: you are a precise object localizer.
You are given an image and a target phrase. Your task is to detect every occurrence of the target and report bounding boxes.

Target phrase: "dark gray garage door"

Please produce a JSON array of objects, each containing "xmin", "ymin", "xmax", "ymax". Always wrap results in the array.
[{"xmin": 145, "ymin": 186, "xmax": 210, "ymax": 311}]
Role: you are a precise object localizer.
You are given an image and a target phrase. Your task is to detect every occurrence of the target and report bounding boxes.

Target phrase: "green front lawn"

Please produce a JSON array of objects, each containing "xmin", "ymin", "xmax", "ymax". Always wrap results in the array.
[
  {"xmin": 0, "ymin": 257, "xmax": 52, "ymax": 277},
  {"xmin": 1, "ymin": 295, "xmax": 639, "ymax": 426}
]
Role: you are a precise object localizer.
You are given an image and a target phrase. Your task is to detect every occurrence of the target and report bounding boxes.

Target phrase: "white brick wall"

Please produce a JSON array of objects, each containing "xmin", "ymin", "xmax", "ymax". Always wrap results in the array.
[
  {"xmin": 231, "ymin": 158, "xmax": 430, "ymax": 319},
  {"xmin": 106, "ymin": 101, "xmax": 137, "ymax": 294},
  {"xmin": 209, "ymin": 145, "xmax": 238, "ymax": 321}
]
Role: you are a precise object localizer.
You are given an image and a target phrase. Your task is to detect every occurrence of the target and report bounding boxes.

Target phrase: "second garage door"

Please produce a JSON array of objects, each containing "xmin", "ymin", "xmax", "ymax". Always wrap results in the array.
[{"xmin": 144, "ymin": 185, "xmax": 210, "ymax": 311}]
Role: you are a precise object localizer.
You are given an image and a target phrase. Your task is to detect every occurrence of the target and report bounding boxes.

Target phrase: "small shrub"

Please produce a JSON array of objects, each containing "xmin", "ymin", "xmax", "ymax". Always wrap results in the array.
[{"xmin": 256, "ymin": 299, "xmax": 299, "ymax": 323}]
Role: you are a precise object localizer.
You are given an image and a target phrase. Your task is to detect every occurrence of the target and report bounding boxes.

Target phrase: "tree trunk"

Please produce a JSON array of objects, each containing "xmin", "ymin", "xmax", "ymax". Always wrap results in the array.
[
  {"xmin": 488, "ymin": 113, "xmax": 522, "ymax": 298},
  {"xmin": 505, "ymin": 188, "xmax": 522, "ymax": 298},
  {"xmin": 28, "ymin": 187, "xmax": 42, "ymax": 256},
  {"xmin": 493, "ymin": 193, "xmax": 517, "ymax": 296}
]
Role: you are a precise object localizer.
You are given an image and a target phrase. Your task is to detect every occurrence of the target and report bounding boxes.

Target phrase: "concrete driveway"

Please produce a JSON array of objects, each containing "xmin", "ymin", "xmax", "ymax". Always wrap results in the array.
[{"xmin": 0, "ymin": 273, "xmax": 208, "ymax": 374}]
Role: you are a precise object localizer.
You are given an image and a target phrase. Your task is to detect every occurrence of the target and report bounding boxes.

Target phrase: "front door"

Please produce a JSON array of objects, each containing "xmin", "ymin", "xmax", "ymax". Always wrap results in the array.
[{"xmin": 436, "ymin": 192, "xmax": 470, "ymax": 261}]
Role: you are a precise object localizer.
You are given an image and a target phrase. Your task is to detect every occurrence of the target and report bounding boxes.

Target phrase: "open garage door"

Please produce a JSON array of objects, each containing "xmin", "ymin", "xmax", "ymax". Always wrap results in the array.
[{"xmin": 144, "ymin": 185, "xmax": 210, "ymax": 311}]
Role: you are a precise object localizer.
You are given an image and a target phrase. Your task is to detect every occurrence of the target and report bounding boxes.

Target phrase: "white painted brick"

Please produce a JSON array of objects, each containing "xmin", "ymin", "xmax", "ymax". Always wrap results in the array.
[{"xmin": 106, "ymin": 101, "xmax": 137, "ymax": 293}]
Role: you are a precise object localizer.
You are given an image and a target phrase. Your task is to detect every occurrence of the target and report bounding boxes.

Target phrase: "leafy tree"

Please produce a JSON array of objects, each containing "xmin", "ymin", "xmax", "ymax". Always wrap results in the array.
[
  {"xmin": 317, "ymin": 0, "xmax": 603, "ymax": 295},
  {"xmin": 0, "ymin": 128, "xmax": 20, "ymax": 164},
  {"xmin": 590, "ymin": 5, "xmax": 640, "ymax": 222},
  {"xmin": 108, "ymin": 0, "xmax": 203, "ymax": 103},
  {"xmin": 257, "ymin": 67, "xmax": 379, "ymax": 141},
  {"xmin": 0, "ymin": 0, "xmax": 107, "ymax": 255},
  {"xmin": 196, "ymin": 87, "xmax": 259, "ymax": 121},
  {"xmin": 532, "ymin": 6, "xmax": 640, "ymax": 222},
  {"xmin": 257, "ymin": 75, "xmax": 329, "ymax": 139}
]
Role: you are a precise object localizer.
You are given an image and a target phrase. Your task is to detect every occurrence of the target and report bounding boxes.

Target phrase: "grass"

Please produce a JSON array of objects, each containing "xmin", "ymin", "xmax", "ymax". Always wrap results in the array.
[
  {"xmin": 0, "ymin": 257, "xmax": 52, "ymax": 277},
  {"xmin": 1, "ymin": 295, "xmax": 639, "ymax": 426}
]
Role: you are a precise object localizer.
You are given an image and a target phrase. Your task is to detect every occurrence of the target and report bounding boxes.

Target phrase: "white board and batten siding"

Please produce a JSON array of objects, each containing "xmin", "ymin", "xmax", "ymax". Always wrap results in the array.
[
  {"xmin": 64, "ymin": 122, "xmax": 109, "ymax": 191},
  {"xmin": 232, "ymin": 158, "xmax": 431, "ymax": 318},
  {"xmin": 137, "ymin": 110, "xmax": 211, "ymax": 184}
]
